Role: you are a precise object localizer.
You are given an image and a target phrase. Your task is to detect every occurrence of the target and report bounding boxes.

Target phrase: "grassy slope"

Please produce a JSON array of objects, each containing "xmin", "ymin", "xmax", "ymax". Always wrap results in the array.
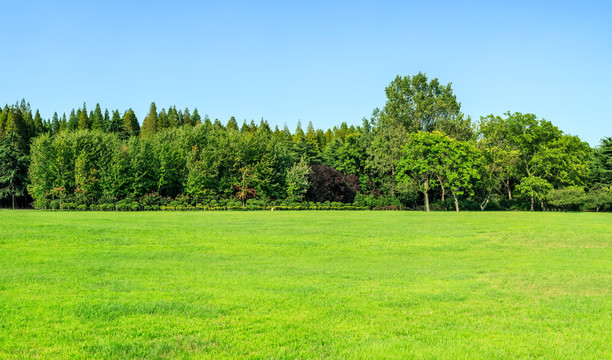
[{"xmin": 0, "ymin": 211, "xmax": 610, "ymax": 359}]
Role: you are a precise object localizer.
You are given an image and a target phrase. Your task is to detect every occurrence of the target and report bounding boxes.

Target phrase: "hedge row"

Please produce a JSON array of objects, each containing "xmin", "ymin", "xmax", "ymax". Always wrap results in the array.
[{"xmin": 47, "ymin": 202, "xmax": 389, "ymax": 211}]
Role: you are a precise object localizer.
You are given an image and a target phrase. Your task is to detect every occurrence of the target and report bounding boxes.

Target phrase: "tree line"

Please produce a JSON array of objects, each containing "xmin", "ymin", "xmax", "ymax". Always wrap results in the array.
[{"xmin": 1, "ymin": 73, "xmax": 611, "ymax": 211}]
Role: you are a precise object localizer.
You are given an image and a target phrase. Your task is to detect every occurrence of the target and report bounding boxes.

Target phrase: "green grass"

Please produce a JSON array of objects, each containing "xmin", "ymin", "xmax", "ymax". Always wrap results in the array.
[{"xmin": 0, "ymin": 211, "xmax": 610, "ymax": 359}]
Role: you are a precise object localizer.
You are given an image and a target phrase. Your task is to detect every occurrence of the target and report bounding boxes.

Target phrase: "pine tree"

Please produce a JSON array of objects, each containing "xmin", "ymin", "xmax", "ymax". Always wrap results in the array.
[
  {"xmin": 109, "ymin": 110, "xmax": 123, "ymax": 133},
  {"xmin": 33, "ymin": 110, "xmax": 44, "ymax": 135},
  {"xmin": 5, "ymin": 107, "xmax": 28, "ymax": 152},
  {"xmin": 141, "ymin": 102, "xmax": 158, "ymax": 137},
  {"xmin": 60, "ymin": 113, "xmax": 67, "ymax": 132},
  {"xmin": 91, "ymin": 103, "xmax": 104, "ymax": 131},
  {"xmin": 67, "ymin": 109, "xmax": 78, "ymax": 131},
  {"xmin": 78, "ymin": 103, "xmax": 89, "ymax": 130},
  {"xmin": 191, "ymin": 108, "xmax": 201, "ymax": 126},
  {"xmin": 183, "ymin": 108, "xmax": 191, "ymax": 127},
  {"xmin": 157, "ymin": 108, "xmax": 170, "ymax": 130},
  {"xmin": 227, "ymin": 116, "xmax": 239, "ymax": 131},
  {"xmin": 103, "ymin": 109, "xmax": 110, "ymax": 131},
  {"xmin": 0, "ymin": 124, "xmax": 28, "ymax": 209},
  {"xmin": 51, "ymin": 112, "xmax": 60, "ymax": 134},
  {"xmin": 123, "ymin": 109, "xmax": 140, "ymax": 137}
]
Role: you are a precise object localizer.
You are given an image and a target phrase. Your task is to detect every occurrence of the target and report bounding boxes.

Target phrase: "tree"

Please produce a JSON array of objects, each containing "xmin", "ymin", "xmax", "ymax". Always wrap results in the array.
[
  {"xmin": 306, "ymin": 164, "xmax": 356, "ymax": 203},
  {"xmin": 0, "ymin": 133, "xmax": 28, "ymax": 209},
  {"xmin": 446, "ymin": 140, "xmax": 481, "ymax": 212},
  {"xmin": 78, "ymin": 103, "xmax": 89, "ymax": 130},
  {"xmin": 584, "ymin": 186, "xmax": 612, "ymax": 212},
  {"xmin": 366, "ymin": 117, "xmax": 408, "ymax": 197},
  {"xmin": 4, "ymin": 107, "xmax": 28, "ymax": 152},
  {"xmin": 382, "ymin": 73, "xmax": 465, "ymax": 136},
  {"xmin": 396, "ymin": 131, "xmax": 449, "ymax": 211},
  {"xmin": 109, "ymin": 110, "xmax": 123, "ymax": 133},
  {"xmin": 286, "ymin": 157, "xmax": 310, "ymax": 202},
  {"xmin": 122, "ymin": 109, "xmax": 140, "ymax": 138},
  {"xmin": 141, "ymin": 102, "xmax": 158, "ymax": 137},
  {"xmin": 91, "ymin": 103, "xmax": 105, "ymax": 131},
  {"xmin": 590, "ymin": 137, "xmax": 612, "ymax": 188},
  {"xmin": 233, "ymin": 166, "xmax": 257, "ymax": 207},
  {"xmin": 516, "ymin": 176, "xmax": 553, "ymax": 211},
  {"xmin": 191, "ymin": 108, "xmax": 201, "ymax": 126}
]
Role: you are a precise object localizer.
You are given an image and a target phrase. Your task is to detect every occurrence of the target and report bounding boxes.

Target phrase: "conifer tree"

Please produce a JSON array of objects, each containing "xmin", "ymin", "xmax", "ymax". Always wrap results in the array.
[
  {"xmin": 109, "ymin": 110, "xmax": 123, "ymax": 133},
  {"xmin": 141, "ymin": 102, "xmax": 158, "ymax": 137},
  {"xmin": 183, "ymin": 108, "xmax": 191, "ymax": 127},
  {"xmin": 0, "ymin": 133, "xmax": 28, "ymax": 209},
  {"xmin": 123, "ymin": 109, "xmax": 140, "ymax": 137},
  {"xmin": 67, "ymin": 109, "xmax": 78, "ymax": 131},
  {"xmin": 60, "ymin": 113, "xmax": 67, "ymax": 132},
  {"xmin": 227, "ymin": 116, "xmax": 239, "ymax": 131},
  {"xmin": 91, "ymin": 103, "xmax": 105, "ymax": 131},
  {"xmin": 33, "ymin": 110, "xmax": 44, "ymax": 135},
  {"xmin": 51, "ymin": 112, "xmax": 60, "ymax": 134},
  {"xmin": 78, "ymin": 103, "xmax": 89, "ymax": 130},
  {"xmin": 157, "ymin": 108, "xmax": 170, "ymax": 130},
  {"xmin": 191, "ymin": 108, "xmax": 201, "ymax": 126}
]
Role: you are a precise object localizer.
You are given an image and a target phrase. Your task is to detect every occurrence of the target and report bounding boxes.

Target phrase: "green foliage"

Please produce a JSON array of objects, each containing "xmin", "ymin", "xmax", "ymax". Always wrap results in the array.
[
  {"xmin": 286, "ymin": 157, "xmax": 311, "ymax": 202},
  {"xmin": 547, "ymin": 186, "xmax": 586, "ymax": 211},
  {"xmin": 2, "ymin": 77, "xmax": 606, "ymax": 211},
  {"xmin": 0, "ymin": 133, "xmax": 29, "ymax": 208},
  {"xmin": 589, "ymin": 137, "xmax": 612, "ymax": 188},
  {"xmin": 516, "ymin": 176, "xmax": 553, "ymax": 211}
]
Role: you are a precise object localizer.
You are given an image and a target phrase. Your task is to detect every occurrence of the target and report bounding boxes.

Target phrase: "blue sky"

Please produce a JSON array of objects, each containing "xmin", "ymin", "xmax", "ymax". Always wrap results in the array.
[{"xmin": 2, "ymin": 1, "xmax": 611, "ymax": 145}]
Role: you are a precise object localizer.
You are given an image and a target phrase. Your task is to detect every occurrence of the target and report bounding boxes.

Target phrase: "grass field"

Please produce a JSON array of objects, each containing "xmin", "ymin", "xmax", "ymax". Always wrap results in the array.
[{"xmin": 0, "ymin": 211, "xmax": 610, "ymax": 359}]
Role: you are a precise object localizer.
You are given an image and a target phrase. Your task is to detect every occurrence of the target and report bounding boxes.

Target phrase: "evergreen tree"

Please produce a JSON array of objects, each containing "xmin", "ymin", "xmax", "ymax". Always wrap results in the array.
[
  {"xmin": 51, "ymin": 112, "xmax": 60, "ymax": 134},
  {"xmin": 67, "ymin": 109, "xmax": 78, "ymax": 131},
  {"xmin": 157, "ymin": 108, "xmax": 170, "ymax": 130},
  {"xmin": 78, "ymin": 103, "xmax": 89, "ymax": 130},
  {"xmin": 103, "ymin": 108, "xmax": 110, "ymax": 131},
  {"xmin": 227, "ymin": 116, "xmax": 239, "ymax": 131},
  {"xmin": 91, "ymin": 103, "xmax": 105, "ymax": 131},
  {"xmin": 123, "ymin": 109, "xmax": 140, "ymax": 137},
  {"xmin": 141, "ymin": 102, "xmax": 158, "ymax": 137},
  {"xmin": 191, "ymin": 108, "xmax": 201, "ymax": 126},
  {"xmin": 0, "ymin": 132, "xmax": 28, "ymax": 209},
  {"xmin": 33, "ymin": 109, "xmax": 44, "ymax": 135},
  {"xmin": 109, "ymin": 110, "xmax": 123, "ymax": 133},
  {"xmin": 60, "ymin": 113, "xmax": 67, "ymax": 132}
]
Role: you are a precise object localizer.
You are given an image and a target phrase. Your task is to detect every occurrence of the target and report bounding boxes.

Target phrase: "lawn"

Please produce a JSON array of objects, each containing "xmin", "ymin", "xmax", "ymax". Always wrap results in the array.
[{"xmin": 0, "ymin": 210, "xmax": 610, "ymax": 359}]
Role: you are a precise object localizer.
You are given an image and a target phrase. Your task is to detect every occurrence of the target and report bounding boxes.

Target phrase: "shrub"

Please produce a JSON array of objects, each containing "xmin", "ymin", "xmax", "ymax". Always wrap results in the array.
[
  {"xmin": 548, "ymin": 187, "xmax": 586, "ymax": 211},
  {"xmin": 77, "ymin": 204, "xmax": 87, "ymax": 211},
  {"xmin": 49, "ymin": 200, "xmax": 60, "ymax": 210}
]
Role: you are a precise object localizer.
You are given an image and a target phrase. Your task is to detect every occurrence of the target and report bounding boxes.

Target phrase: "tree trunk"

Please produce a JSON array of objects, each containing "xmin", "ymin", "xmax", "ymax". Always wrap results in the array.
[
  {"xmin": 540, "ymin": 200, "xmax": 545, "ymax": 211},
  {"xmin": 503, "ymin": 180, "xmax": 512, "ymax": 200},
  {"xmin": 12, "ymin": 194, "xmax": 15, "ymax": 210},
  {"xmin": 453, "ymin": 193, "xmax": 459, "ymax": 212},
  {"xmin": 480, "ymin": 192, "xmax": 490, "ymax": 211},
  {"xmin": 530, "ymin": 195, "xmax": 534, "ymax": 211},
  {"xmin": 438, "ymin": 177, "xmax": 445, "ymax": 202},
  {"xmin": 424, "ymin": 178, "xmax": 430, "ymax": 212}
]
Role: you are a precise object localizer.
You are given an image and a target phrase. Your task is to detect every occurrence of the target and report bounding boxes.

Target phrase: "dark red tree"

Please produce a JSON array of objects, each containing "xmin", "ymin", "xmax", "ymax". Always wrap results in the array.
[{"xmin": 306, "ymin": 165, "xmax": 356, "ymax": 203}]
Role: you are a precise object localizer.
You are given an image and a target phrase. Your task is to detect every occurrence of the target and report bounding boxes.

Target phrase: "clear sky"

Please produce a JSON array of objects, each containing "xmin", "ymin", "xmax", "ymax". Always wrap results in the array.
[{"xmin": 2, "ymin": 0, "xmax": 610, "ymax": 145}]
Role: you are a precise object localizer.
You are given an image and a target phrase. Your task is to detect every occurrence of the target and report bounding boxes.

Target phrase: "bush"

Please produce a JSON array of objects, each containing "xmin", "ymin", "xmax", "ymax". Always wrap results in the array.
[
  {"xmin": 61, "ymin": 202, "xmax": 76, "ymax": 210},
  {"xmin": 548, "ymin": 187, "xmax": 586, "ymax": 211},
  {"xmin": 77, "ymin": 204, "xmax": 87, "ymax": 211},
  {"xmin": 49, "ymin": 200, "xmax": 60, "ymax": 210}
]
